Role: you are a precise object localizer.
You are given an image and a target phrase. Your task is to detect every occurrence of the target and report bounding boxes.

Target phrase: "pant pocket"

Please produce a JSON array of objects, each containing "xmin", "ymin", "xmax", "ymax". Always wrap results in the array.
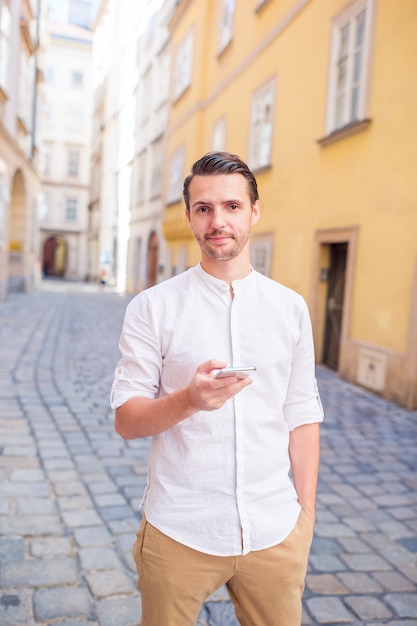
[{"xmin": 133, "ymin": 515, "xmax": 147, "ymax": 588}]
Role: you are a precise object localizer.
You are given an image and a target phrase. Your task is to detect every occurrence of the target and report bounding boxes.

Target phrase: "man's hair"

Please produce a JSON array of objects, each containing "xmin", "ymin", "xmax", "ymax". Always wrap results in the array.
[{"xmin": 183, "ymin": 151, "xmax": 259, "ymax": 211}]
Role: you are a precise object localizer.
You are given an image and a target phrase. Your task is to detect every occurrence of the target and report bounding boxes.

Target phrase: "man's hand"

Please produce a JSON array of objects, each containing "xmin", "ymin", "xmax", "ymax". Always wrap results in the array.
[
  {"xmin": 115, "ymin": 359, "xmax": 252, "ymax": 440},
  {"xmin": 185, "ymin": 359, "xmax": 253, "ymax": 412}
]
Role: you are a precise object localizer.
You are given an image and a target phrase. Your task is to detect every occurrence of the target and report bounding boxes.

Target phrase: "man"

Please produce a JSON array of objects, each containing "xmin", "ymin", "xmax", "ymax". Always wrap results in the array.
[{"xmin": 111, "ymin": 152, "xmax": 324, "ymax": 626}]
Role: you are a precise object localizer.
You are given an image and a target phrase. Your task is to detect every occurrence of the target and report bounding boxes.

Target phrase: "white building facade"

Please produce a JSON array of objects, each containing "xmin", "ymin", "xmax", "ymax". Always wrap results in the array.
[
  {"xmin": 38, "ymin": 20, "xmax": 93, "ymax": 280},
  {"xmin": 0, "ymin": 0, "xmax": 45, "ymax": 300},
  {"xmin": 89, "ymin": 0, "xmax": 175, "ymax": 292}
]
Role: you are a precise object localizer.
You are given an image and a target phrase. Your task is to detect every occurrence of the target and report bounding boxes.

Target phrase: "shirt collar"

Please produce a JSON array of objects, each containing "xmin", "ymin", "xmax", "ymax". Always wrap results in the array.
[{"xmin": 195, "ymin": 263, "xmax": 256, "ymax": 292}]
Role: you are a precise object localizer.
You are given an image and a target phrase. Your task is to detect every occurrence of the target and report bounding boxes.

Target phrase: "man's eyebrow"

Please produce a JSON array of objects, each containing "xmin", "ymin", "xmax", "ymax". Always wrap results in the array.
[{"xmin": 191, "ymin": 200, "xmax": 212, "ymax": 208}]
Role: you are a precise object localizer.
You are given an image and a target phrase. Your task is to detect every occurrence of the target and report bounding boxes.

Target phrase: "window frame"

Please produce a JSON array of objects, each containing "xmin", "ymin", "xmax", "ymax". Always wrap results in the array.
[
  {"xmin": 219, "ymin": 0, "xmax": 235, "ymax": 53},
  {"xmin": 325, "ymin": 0, "xmax": 374, "ymax": 135},
  {"xmin": 173, "ymin": 27, "xmax": 194, "ymax": 101},
  {"xmin": 248, "ymin": 76, "xmax": 276, "ymax": 172},
  {"xmin": 68, "ymin": 149, "xmax": 80, "ymax": 177},
  {"xmin": 0, "ymin": 0, "xmax": 11, "ymax": 95},
  {"xmin": 65, "ymin": 196, "xmax": 78, "ymax": 221},
  {"xmin": 167, "ymin": 145, "xmax": 185, "ymax": 205}
]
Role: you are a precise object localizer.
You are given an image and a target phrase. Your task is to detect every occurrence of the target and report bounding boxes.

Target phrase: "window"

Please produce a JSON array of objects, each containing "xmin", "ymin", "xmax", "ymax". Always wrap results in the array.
[
  {"xmin": 136, "ymin": 150, "xmax": 146, "ymax": 205},
  {"xmin": 151, "ymin": 138, "xmax": 163, "ymax": 199},
  {"xmin": 65, "ymin": 197, "xmax": 77, "ymax": 221},
  {"xmin": 326, "ymin": 0, "xmax": 373, "ymax": 134},
  {"xmin": 39, "ymin": 144, "xmax": 51, "ymax": 176},
  {"xmin": 248, "ymin": 78, "xmax": 275, "ymax": 171},
  {"xmin": 211, "ymin": 117, "xmax": 227, "ymax": 151},
  {"xmin": 44, "ymin": 65, "xmax": 54, "ymax": 83},
  {"xmin": 67, "ymin": 106, "xmax": 82, "ymax": 131},
  {"xmin": 0, "ymin": 1, "xmax": 10, "ymax": 93},
  {"xmin": 68, "ymin": 149, "xmax": 79, "ymax": 177},
  {"xmin": 38, "ymin": 192, "xmax": 49, "ymax": 221},
  {"xmin": 167, "ymin": 146, "xmax": 184, "ymax": 204},
  {"xmin": 173, "ymin": 28, "xmax": 194, "ymax": 101},
  {"xmin": 219, "ymin": 0, "xmax": 235, "ymax": 52},
  {"xmin": 72, "ymin": 71, "xmax": 83, "ymax": 87},
  {"xmin": 156, "ymin": 50, "xmax": 170, "ymax": 108}
]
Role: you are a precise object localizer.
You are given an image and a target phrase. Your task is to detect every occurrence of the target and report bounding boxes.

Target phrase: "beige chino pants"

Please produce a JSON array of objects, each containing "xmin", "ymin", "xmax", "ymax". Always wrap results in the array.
[{"xmin": 133, "ymin": 510, "xmax": 313, "ymax": 626}]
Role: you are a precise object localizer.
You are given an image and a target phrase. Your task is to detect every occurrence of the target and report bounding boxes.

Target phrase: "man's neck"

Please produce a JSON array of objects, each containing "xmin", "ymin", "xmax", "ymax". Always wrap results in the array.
[{"xmin": 200, "ymin": 256, "xmax": 252, "ymax": 284}]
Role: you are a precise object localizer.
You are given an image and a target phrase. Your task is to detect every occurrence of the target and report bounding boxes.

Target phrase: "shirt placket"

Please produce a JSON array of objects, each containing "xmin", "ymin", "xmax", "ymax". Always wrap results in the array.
[{"xmin": 230, "ymin": 286, "xmax": 250, "ymax": 555}]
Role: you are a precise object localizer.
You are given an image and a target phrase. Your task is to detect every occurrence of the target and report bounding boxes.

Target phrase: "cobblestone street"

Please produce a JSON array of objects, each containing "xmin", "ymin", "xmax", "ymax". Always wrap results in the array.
[{"xmin": 0, "ymin": 280, "xmax": 416, "ymax": 626}]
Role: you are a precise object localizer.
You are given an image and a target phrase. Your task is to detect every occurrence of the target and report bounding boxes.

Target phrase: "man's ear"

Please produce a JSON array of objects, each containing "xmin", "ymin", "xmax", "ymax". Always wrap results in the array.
[
  {"xmin": 185, "ymin": 208, "xmax": 190, "ymax": 224},
  {"xmin": 251, "ymin": 200, "xmax": 261, "ymax": 226}
]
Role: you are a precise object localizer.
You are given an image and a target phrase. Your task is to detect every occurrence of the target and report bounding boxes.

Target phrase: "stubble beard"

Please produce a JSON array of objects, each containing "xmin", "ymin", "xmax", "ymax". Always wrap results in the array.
[{"xmin": 195, "ymin": 230, "xmax": 250, "ymax": 261}]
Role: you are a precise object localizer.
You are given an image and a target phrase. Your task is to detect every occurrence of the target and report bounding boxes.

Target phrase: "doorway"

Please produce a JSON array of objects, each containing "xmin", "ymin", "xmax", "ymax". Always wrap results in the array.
[
  {"xmin": 323, "ymin": 243, "xmax": 348, "ymax": 369},
  {"xmin": 43, "ymin": 236, "xmax": 67, "ymax": 277}
]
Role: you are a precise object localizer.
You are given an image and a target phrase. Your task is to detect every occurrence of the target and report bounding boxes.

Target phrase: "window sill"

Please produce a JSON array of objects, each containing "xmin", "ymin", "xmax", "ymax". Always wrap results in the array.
[
  {"xmin": 255, "ymin": 0, "xmax": 273, "ymax": 15},
  {"xmin": 251, "ymin": 162, "xmax": 272, "ymax": 175},
  {"xmin": 317, "ymin": 118, "xmax": 372, "ymax": 147}
]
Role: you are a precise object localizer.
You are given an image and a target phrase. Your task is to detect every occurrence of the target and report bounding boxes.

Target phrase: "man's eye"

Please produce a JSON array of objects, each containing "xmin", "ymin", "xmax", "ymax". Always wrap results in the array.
[
  {"xmin": 197, "ymin": 206, "xmax": 210, "ymax": 213},
  {"xmin": 229, "ymin": 204, "xmax": 239, "ymax": 210}
]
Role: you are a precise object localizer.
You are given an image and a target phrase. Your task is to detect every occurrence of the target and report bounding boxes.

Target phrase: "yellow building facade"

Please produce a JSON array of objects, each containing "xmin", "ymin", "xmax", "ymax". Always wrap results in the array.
[{"xmin": 164, "ymin": 0, "xmax": 417, "ymax": 409}]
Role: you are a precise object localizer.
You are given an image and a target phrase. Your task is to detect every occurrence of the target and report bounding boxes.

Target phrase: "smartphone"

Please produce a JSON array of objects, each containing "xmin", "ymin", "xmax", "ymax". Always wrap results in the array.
[{"xmin": 212, "ymin": 366, "xmax": 256, "ymax": 379}]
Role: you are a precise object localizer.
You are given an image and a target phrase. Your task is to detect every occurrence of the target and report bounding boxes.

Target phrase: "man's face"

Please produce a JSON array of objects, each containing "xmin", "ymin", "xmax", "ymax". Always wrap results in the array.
[{"xmin": 186, "ymin": 174, "xmax": 260, "ymax": 262}]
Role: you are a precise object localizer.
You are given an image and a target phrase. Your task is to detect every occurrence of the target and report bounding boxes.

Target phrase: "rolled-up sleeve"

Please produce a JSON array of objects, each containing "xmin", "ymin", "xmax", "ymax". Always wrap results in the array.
[
  {"xmin": 110, "ymin": 294, "xmax": 162, "ymax": 409},
  {"xmin": 283, "ymin": 299, "xmax": 324, "ymax": 431}
]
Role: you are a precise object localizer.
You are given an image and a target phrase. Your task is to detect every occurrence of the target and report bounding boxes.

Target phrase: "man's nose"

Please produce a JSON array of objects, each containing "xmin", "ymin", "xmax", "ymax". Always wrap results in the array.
[{"xmin": 210, "ymin": 207, "xmax": 226, "ymax": 229}]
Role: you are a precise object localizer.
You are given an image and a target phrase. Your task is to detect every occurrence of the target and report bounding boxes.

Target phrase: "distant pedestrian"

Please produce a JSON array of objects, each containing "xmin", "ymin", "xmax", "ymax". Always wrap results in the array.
[{"xmin": 111, "ymin": 151, "xmax": 324, "ymax": 626}]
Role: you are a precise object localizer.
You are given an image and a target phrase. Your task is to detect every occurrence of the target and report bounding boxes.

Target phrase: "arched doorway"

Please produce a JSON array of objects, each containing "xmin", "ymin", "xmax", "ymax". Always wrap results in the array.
[
  {"xmin": 146, "ymin": 231, "xmax": 158, "ymax": 289},
  {"xmin": 43, "ymin": 236, "xmax": 67, "ymax": 277}
]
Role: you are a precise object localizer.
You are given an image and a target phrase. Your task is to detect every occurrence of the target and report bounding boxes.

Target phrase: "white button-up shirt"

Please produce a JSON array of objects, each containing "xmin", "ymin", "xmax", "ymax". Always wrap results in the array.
[{"xmin": 111, "ymin": 264, "xmax": 323, "ymax": 556}]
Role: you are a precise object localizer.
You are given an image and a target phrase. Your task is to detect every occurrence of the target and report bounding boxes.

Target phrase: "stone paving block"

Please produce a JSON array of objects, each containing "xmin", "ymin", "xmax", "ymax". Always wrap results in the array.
[
  {"xmin": 87, "ymin": 481, "xmax": 118, "ymax": 495},
  {"xmin": 30, "ymin": 536, "xmax": 74, "ymax": 557},
  {"xmin": 85, "ymin": 569, "xmax": 136, "ymax": 598},
  {"xmin": 337, "ymin": 572, "xmax": 384, "ymax": 593},
  {"xmin": 107, "ymin": 518, "xmax": 140, "ymax": 534},
  {"xmin": 305, "ymin": 596, "xmax": 354, "ymax": 623},
  {"xmin": 0, "ymin": 514, "xmax": 62, "ymax": 536},
  {"xmin": 99, "ymin": 505, "xmax": 134, "ymax": 522},
  {"xmin": 377, "ymin": 520, "xmax": 415, "ymax": 539},
  {"xmin": 58, "ymin": 495, "xmax": 94, "ymax": 510},
  {"xmin": 344, "ymin": 515, "xmax": 378, "ymax": 532},
  {"xmin": 16, "ymin": 497, "xmax": 57, "ymax": 515},
  {"xmin": 0, "ymin": 537, "xmax": 24, "ymax": 563},
  {"xmin": 53, "ymin": 480, "xmax": 87, "ymax": 496},
  {"xmin": 33, "ymin": 586, "xmax": 90, "ymax": 621},
  {"xmin": 337, "ymin": 536, "xmax": 371, "ymax": 553},
  {"xmin": 314, "ymin": 523, "xmax": 356, "ymax": 538},
  {"xmin": 1, "ymin": 557, "xmax": 79, "ymax": 588},
  {"xmin": 73, "ymin": 525, "xmax": 112, "ymax": 547},
  {"xmin": 385, "ymin": 593, "xmax": 417, "ymax": 617},
  {"xmin": 94, "ymin": 493, "xmax": 128, "ymax": 507},
  {"xmin": 372, "ymin": 570, "xmax": 416, "ymax": 592},
  {"xmin": 344, "ymin": 595, "xmax": 393, "ymax": 620},
  {"xmin": 0, "ymin": 482, "xmax": 49, "ymax": 497},
  {"xmin": 47, "ymin": 469, "xmax": 80, "ymax": 482},
  {"xmin": 61, "ymin": 509, "xmax": 103, "ymax": 528},
  {"xmin": 0, "ymin": 589, "xmax": 33, "ymax": 625},
  {"xmin": 0, "ymin": 456, "xmax": 39, "ymax": 469},
  {"xmin": 340, "ymin": 552, "xmax": 392, "ymax": 571},
  {"xmin": 79, "ymin": 546, "xmax": 123, "ymax": 570},
  {"xmin": 198, "ymin": 601, "xmax": 239, "ymax": 626},
  {"xmin": 10, "ymin": 469, "xmax": 45, "ymax": 482},
  {"xmin": 95, "ymin": 595, "xmax": 141, "ymax": 626},
  {"xmin": 309, "ymin": 553, "xmax": 347, "ymax": 572},
  {"xmin": 305, "ymin": 573, "xmax": 349, "ymax": 595}
]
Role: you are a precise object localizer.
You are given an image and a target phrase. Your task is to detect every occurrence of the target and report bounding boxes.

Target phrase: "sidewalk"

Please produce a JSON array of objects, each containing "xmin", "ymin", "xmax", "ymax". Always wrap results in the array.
[{"xmin": 0, "ymin": 281, "xmax": 416, "ymax": 626}]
